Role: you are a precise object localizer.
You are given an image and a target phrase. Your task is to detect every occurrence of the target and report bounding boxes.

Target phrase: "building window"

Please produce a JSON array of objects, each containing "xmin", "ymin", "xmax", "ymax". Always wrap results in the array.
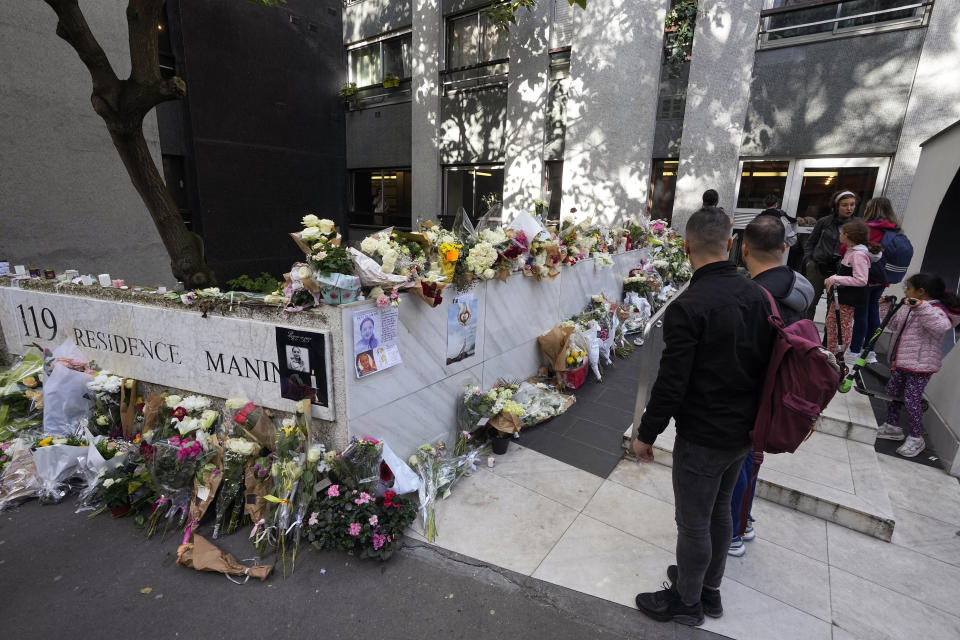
[
  {"xmin": 649, "ymin": 160, "xmax": 679, "ymax": 223},
  {"xmin": 348, "ymin": 32, "xmax": 412, "ymax": 88},
  {"xmin": 442, "ymin": 10, "xmax": 509, "ymax": 91},
  {"xmin": 443, "ymin": 166, "xmax": 505, "ymax": 223},
  {"xmin": 736, "ymin": 160, "xmax": 790, "ymax": 211},
  {"xmin": 759, "ymin": 0, "xmax": 929, "ymax": 48},
  {"xmin": 657, "ymin": 94, "xmax": 686, "ymax": 120},
  {"xmin": 544, "ymin": 50, "xmax": 570, "ymax": 160},
  {"xmin": 349, "ymin": 169, "xmax": 412, "ymax": 229},
  {"xmin": 733, "ymin": 157, "xmax": 889, "ymax": 227}
]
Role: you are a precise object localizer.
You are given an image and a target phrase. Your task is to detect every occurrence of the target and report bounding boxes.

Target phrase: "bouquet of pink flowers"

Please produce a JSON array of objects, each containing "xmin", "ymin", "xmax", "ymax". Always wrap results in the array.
[{"xmin": 145, "ymin": 438, "xmax": 214, "ymax": 539}]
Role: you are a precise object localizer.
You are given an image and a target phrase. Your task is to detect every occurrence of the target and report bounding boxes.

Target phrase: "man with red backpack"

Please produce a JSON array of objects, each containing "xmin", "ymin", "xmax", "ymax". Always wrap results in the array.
[{"xmin": 632, "ymin": 207, "xmax": 774, "ymax": 626}]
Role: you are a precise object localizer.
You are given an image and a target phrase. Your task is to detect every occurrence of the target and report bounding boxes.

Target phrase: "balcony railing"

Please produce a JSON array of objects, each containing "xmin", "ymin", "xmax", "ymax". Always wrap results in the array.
[
  {"xmin": 440, "ymin": 58, "xmax": 510, "ymax": 94},
  {"xmin": 757, "ymin": 0, "xmax": 933, "ymax": 49}
]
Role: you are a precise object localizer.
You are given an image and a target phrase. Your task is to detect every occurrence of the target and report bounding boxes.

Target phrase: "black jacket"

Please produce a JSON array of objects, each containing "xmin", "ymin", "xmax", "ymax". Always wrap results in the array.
[
  {"xmin": 638, "ymin": 261, "xmax": 774, "ymax": 450},
  {"xmin": 804, "ymin": 214, "xmax": 859, "ymax": 270}
]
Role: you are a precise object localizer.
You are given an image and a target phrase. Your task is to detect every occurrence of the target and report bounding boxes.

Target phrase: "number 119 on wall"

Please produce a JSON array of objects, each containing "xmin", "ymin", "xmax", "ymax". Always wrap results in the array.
[{"xmin": 16, "ymin": 304, "xmax": 58, "ymax": 341}]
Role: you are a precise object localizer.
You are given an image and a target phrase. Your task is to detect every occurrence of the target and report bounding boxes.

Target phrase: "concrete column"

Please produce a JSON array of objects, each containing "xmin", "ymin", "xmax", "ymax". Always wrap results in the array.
[
  {"xmin": 672, "ymin": 0, "xmax": 763, "ymax": 233},
  {"xmin": 560, "ymin": 0, "xmax": 669, "ymax": 226},
  {"xmin": 885, "ymin": 4, "xmax": 960, "ymax": 222},
  {"xmin": 411, "ymin": 0, "xmax": 443, "ymax": 223},
  {"xmin": 501, "ymin": 0, "xmax": 551, "ymax": 222}
]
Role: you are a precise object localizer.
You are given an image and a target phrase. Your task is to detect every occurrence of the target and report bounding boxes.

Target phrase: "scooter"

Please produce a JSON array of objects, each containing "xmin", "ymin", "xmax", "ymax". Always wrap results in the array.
[{"xmin": 829, "ymin": 286, "xmax": 849, "ymax": 378}]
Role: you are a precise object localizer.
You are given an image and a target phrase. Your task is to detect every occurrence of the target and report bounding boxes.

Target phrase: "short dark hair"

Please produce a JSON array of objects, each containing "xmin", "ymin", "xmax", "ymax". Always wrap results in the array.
[
  {"xmin": 360, "ymin": 317, "xmax": 375, "ymax": 330},
  {"xmin": 763, "ymin": 193, "xmax": 780, "ymax": 208},
  {"xmin": 744, "ymin": 215, "xmax": 785, "ymax": 257},
  {"xmin": 702, "ymin": 189, "xmax": 719, "ymax": 206},
  {"xmin": 686, "ymin": 206, "xmax": 732, "ymax": 254}
]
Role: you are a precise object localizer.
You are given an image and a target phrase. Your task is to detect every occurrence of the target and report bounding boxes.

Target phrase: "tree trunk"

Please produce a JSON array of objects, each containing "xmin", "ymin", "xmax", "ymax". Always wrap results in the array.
[
  {"xmin": 43, "ymin": 0, "xmax": 216, "ymax": 287},
  {"xmin": 106, "ymin": 116, "xmax": 215, "ymax": 288}
]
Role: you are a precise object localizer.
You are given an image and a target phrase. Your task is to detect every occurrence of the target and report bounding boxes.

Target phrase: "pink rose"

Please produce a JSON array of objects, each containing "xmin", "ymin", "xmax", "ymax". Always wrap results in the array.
[{"xmin": 377, "ymin": 295, "xmax": 390, "ymax": 308}]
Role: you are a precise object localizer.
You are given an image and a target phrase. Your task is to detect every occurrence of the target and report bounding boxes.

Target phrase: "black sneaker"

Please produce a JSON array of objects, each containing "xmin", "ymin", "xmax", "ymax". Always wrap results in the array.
[
  {"xmin": 635, "ymin": 582, "xmax": 704, "ymax": 626},
  {"xmin": 667, "ymin": 564, "xmax": 723, "ymax": 618}
]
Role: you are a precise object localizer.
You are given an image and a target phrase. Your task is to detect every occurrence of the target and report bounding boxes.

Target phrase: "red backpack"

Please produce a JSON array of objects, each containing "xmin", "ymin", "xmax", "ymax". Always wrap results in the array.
[{"xmin": 737, "ymin": 288, "xmax": 841, "ymax": 535}]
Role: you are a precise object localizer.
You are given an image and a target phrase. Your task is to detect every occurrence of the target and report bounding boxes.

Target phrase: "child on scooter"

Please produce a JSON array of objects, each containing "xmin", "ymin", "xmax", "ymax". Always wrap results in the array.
[{"xmin": 876, "ymin": 273, "xmax": 960, "ymax": 457}]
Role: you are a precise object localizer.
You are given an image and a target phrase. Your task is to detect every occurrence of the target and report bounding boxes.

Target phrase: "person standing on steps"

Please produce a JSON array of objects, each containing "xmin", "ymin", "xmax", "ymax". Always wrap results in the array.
[
  {"xmin": 631, "ymin": 207, "xmax": 774, "ymax": 627},
  {"xmin": 876, "ymin": 273, "xmax": 960, "ymax": 457},
  {"xmin": 753, "ymin": 193, "xmax": 798, "ymax": 265},
  {"xmin": 724, "ymin": 216, "xmax": 815, "ymax": 558},
  {"xmin": 803, "ymin": 190, "xmax": 859, "ymax": 320}
]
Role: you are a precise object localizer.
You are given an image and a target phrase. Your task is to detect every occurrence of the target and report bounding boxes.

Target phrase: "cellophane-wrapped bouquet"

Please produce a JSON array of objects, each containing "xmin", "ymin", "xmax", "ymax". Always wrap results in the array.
[{"xmin": 86, "ymin": 371, "xmax": 123, "ymax": 436}]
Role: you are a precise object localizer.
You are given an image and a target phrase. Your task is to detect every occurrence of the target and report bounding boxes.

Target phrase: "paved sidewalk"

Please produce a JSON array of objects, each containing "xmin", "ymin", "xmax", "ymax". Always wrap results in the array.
[{"xmin": 411, "ymin": 444, "xmax": 960, "ymax": 639}]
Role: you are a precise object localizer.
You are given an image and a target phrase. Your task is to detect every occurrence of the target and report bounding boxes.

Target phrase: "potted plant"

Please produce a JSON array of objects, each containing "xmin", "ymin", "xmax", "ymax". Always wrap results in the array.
[
  {"xmin": 339, "ymin": 82, "xmax": 359, "ymax": 107},
  {"xmin": 382, "ymin": 72, "xmax": 400, "ymax": 88}
]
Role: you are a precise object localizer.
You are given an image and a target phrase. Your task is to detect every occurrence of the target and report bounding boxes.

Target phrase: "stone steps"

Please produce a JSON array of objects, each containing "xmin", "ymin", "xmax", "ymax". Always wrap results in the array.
[{"xmin": 623, "ymin": 390, "xmax": 896, "ymax": 541}]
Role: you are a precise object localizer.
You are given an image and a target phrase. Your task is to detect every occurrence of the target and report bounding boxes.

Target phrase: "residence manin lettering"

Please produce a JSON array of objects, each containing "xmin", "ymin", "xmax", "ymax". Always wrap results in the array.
[
  {"xmin": 73, "ymin": 327, "xmax": 183, "ymax": 364},
  {"xmin": 204, "ymin": 351, "xmax": 280, "ymax": 383}
]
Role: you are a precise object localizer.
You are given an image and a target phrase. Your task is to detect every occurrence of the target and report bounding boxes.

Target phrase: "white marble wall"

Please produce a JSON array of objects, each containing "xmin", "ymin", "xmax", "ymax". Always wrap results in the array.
[{"xmin": 342, "ymin": 249, "xmax": 649, "ymax": 456}]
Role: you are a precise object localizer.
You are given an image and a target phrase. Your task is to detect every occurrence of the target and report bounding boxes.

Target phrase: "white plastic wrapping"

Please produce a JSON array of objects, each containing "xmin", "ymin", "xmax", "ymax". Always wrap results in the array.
[
  {"xmin": 32, "ymin": 444, "xmax": 87, "ymax": 504},
  {"xmin": 42, "ymin": 341, "xmax": 94, "ymax": 436},
  {"xmin": 379, "ymin": 441, "xmax": 419, "ymax": 495},
  {"xmin": 347, "ymin": 247, "xmax": 409, "ymax": 289}
]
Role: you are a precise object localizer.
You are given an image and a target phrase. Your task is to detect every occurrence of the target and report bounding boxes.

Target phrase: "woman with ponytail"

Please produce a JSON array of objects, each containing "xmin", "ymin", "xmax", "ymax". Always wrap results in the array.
[{"xmin": 876, "ymin": 273, "xmax": 960, "ymax": 457}]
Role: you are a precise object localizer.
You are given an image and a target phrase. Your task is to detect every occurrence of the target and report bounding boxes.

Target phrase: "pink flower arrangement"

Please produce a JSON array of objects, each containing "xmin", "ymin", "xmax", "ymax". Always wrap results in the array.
[
  {"xmin": 372, "ymin": 532, "xmax": 386, "ymax": 550},
  {"xmin": 651, "ymin": 220, "xmax": 667, "ymax": 235},
  {"xmin": 327, "ymin": 484, "xmax": 340, "ymax": 498},
  {"xmin": 348, "ymin": 522, "xmax": 362, "ymax": 537},
  {"xmin": 377, "ymin": 294, "xmax": 390, "ymax": 308},
  {"xmin": 368, "ymin": 515, "xmax": 378, "ymax": 527},
  {"xmin": 354, "ymin": 492, "xmax": 372, "ymax": 505},
  {"xmin": 308, "ymin": 512, "xmax": 319, "ymax": 526},
  {"xmin": 168, "ymin": 436, "xmax": 203, "ymax": 461}
]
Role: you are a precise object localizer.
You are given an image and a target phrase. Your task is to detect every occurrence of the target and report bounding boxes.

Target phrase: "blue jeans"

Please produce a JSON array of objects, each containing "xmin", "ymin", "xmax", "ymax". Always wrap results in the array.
[
  {"xmin": 850, "ymin": 286, "xmax": 885, "ymax": 353},
  {"xmin": 731, "ymin": 452, "xmax": 757, "ymax": 535},
  {"xmin": 672, "ymin": 436, "xmax": 750, "ymax": 605}
]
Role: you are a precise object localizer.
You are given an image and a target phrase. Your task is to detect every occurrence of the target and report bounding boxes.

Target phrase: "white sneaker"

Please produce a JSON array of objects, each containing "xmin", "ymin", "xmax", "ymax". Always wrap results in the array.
[
  {"xmin": 844, "ymin": 351, "xmax": 859, "ymax": 368},
  {"xmin": 876, "ymin": 423, "xmax": 905, "ymax": 441},
  {"xmin": 866, "ymin": 351, "xmax": 878, "ymax": 364},
  {"xmin": 896, "ymin": 436, "xmax": 926, "ymax": 458}
]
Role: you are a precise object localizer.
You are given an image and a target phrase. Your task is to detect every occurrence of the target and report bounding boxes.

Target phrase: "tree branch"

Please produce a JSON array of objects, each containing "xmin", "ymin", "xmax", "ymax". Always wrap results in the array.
[
  {"xmin": 126, "ymin": 0, "xmax": 165, "ymax": 86},
  {"xmin": 43, "ymin": 0, "xmax": 121, "ymax": 102}
]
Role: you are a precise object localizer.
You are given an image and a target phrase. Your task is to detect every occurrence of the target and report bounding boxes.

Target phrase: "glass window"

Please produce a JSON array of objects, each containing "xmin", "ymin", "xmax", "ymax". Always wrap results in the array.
[
  {"xmin": 443, "ymin": 166, "xmax": 505, "ymax": 222},
  {"xmin": 649, "ymin": 160, "xmax": 679, "ymax": 223},
  {"xmin": 348, "ymin": 33, "xmax": 412, "ymax": 87},
  {"xmin": 447, "ymin": 11, "xmax": 508, "ymax": 70},
  {"xmin": 794, "ymin": 166, "xmax": 878, "ymax": 221},
  {"xmin": 350, "ymin": 169, "xmax": 413, "ymax": 228},
  {"xmin": 736, "ymin": 160, "xmax": 790, "ymax": 209},
  {"xmin": 382, "ymin": 36, "xmax": 411, "ymax": 80},
  {"xmin": 764, "ymin": 0, "xmax": 924, "ymax": 44}
]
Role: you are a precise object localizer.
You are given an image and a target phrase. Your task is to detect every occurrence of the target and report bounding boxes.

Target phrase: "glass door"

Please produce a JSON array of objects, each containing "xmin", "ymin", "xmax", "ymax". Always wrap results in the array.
[{"xmin": 782, "ymin": 157, "xmax": 889, "ymax": 227}]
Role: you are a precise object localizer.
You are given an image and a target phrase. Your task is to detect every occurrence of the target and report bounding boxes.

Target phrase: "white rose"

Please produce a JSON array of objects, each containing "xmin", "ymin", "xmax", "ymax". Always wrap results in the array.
[
  {"xmin": 360, "ymin": 236, "xmax": 379, "ymax": 255},
  {"xmin": 483, "ymin": 268, "xmax": 496, "ymax": 279},
  {"xmin": 307, "ymin": 444, "xmax": 326, "ymax": 463},
  {"xmin": 103, "ymin": 478, "xmax": 115, "ymax": 488},
  {"xmin": 53, "ymin": 436, "xmax": 67, "ymax": 445},
  {"xmin": 302, "ymin": 214, "xmax": 320, "ymax": 227},
  {"xmin": 317, "ymin": 219, "xmax": 335, "ymax": 234},
  {"xmin": 226, "ymin": 438, "xmax": 259, "ymax": 456},
  {"xmin": 96, "ymin": 415, "xmax": 111, "ymax": 426},
  {"xmin": 282, "ymin": 418, "xmax": 295, "ymax": 429},
  {"xmin": 297, "ymin": 266, "xmax": 312, "ymax": 280},
  {"xmin": 225, "ymin": 398, "xmax": 248, "ymax": 410},
  {"xmin": 300, "ymin": 226, "xmax": 321, "ymax": 241},
  {"xmin": 165, "ymin": 395, "xmax": 183, "ymax": 408}
]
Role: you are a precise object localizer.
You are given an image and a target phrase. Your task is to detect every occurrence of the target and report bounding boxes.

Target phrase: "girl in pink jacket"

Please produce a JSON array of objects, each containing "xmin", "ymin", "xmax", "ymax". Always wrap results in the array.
[
  {"xmin": 824, "ymin": 219, "xmax": 882, "ymax": 364},
  {"xmin": 876, "ymin": 273, "xmax": 960, "ymax": 457}
]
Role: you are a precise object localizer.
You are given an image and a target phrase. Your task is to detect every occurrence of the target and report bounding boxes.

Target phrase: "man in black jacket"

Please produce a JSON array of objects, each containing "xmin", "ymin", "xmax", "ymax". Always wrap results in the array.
[{"xmin": 632, "ymin": 207, "xmax": 774, "ymax": 627}]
